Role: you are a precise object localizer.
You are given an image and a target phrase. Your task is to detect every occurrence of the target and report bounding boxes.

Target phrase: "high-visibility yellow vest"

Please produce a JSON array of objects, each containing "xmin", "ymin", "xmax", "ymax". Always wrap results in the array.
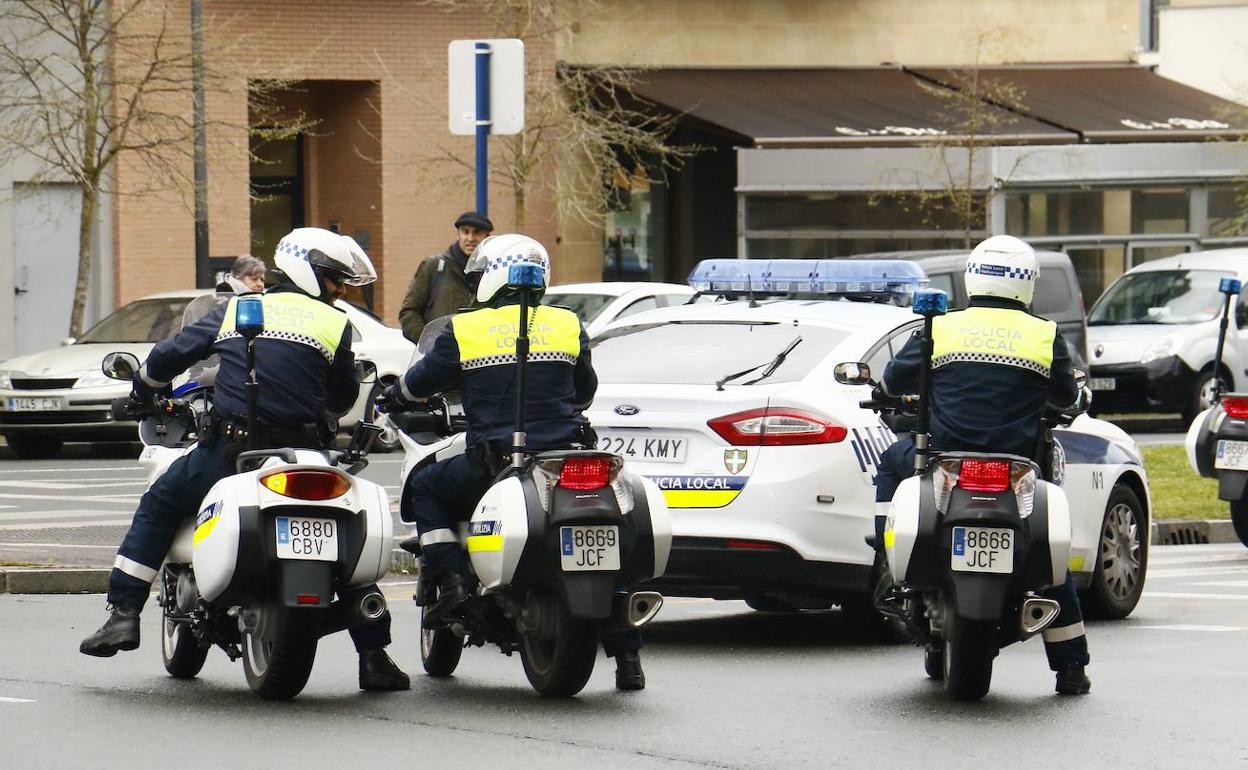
[
  {"xmin": 217, "ymin": 293, "xmax": 349, "ymax": 362},
  {"xmin": 931, "ymin": 306, "xmax": 1056, "ymax": 378},
  {"xmin": 451, "ymin": 304, "xmax": 581, "ymax": 370}
]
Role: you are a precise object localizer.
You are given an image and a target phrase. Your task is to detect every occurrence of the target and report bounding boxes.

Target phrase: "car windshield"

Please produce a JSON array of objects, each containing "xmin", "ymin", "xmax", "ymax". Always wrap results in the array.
[
  {"xmin": 77, "ymin": 297, "xmax": 195, "ymax": 343},
  {"xmin": 542, "ymin": 292, "xmax": 615, "ymax": 325},
  {"xmin": 1088, "ymin": 269, "xmax": 1230, "ymax": 326},
  {"xmin": 591, "ymin": 321, "xmax": 850, "ymax": 385}
]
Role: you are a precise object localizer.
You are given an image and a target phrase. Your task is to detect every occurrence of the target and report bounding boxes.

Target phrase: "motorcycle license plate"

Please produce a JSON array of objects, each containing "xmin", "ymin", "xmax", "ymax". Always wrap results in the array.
[
  {"xmin": 1216, "ymin": 440, "xmax": 1248, "ymax": 471},
  {"xmin": 275, "ymin": 516, "xmax": 338, "ymax": 562},
  {"xmin": 560, "ymin": 525, "xmax": 620, "ymax": 571},
  {"xmin": 1088, "ymin": 378, "xmax": 1116, "ymax": 391},
  {"xmin": 951, "ymin": 526, "xmax": 1013, "ymax": 574}
]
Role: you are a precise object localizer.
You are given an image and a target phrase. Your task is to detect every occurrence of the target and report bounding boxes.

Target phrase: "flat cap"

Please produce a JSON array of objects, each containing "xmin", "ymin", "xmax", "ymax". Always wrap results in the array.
[{"xmin": 454, "ymin": 211, "xmax": 494, "ymax": 231}]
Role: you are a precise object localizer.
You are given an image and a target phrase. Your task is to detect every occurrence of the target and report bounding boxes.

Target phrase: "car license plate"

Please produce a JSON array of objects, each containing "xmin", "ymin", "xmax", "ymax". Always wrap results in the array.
[
  {"xmin": 560, "ymin": 525, "xmax": 620, "ymax": 572},
  {"xmin": 1216, "ymin": 440, "xmax": 1248, "ymax": 471},
  {"xmin": 597, "ymin": 432, "xmax": 687, "ymax": 463},
  {"xmin": 4, "ymin": 397, "xmax": 61, "ymax": 411},
  {"xmin": 275, "ymin": 516, "xmax": 338, "ymax": 562},
  {"xmin": 951, "ymin": 526, "xmax": 1013, "ymax": 574},
  {"xmin": 1088, "ymin": 378, "xmax": 1116, "ymax": 391}
]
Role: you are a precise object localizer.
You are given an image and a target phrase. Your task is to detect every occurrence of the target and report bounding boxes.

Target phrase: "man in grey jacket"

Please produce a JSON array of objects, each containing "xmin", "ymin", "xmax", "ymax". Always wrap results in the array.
[{"xmin": 399, "ymin": 211, "xmax": 493, "ymax": 343}]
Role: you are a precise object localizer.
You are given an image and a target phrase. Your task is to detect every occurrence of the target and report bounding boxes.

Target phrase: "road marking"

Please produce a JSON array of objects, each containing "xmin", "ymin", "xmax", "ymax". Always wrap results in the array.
[
  {"xmin": 0, "ymin": 518, "xmax": 133, "ymax": 532},
  {"xmin": 1144, "ymin": 591, "xmax": 1248, "ymax": 601},
  {"xmin": 0, "ymin": 509, "xmax": 138, "ymax": 524},
  {"xmin": 0, "ymin": 466, "xmax": 143, "ymax": 474},
  {"xmin": 1133, "ymin": 624, "xmax": 1248, "ymax": 632},
  {"xmin": 1148, "ymin": 553, "xmax": 1247, "ymax": 567},
  {"xmin": 0, "ymin": 481, "xmax": 146, "ymax": 490},
  {"xmin": 0, "ymin": 493, "xmax": 137, "ymax": 505},
  {"xmin": 1147, "ymin": 566, "xmax": 1248, "ymax": 579},
  {"xmin": 0, "ymin": 541, "xmax": 118, "ymax": 549},
  {"xmin": 0, "ymin": 696, "xmax": 34, "ymax": 703},
  {"xmin": 1189, "ymin": 580, "xmax": 1248, "ymax": 588}
]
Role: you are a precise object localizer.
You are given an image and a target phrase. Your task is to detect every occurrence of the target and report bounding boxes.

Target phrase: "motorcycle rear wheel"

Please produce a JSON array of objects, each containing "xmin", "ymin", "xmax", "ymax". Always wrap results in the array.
[
  {"xmin": 519, "ymin": 595, "xmax": 598, "ymax": 697},
  {"xmin": 420, "ymin": 605, "xmax": 463, "ymax": 677},
  {"xmin": 943, "ymin": 614, "xmax": 995, "ymax": 701},
  {"xmin": 242, "ymin": 608, "xmax": 318, "ymax": 700},
  {"xmin": 1231, "ymin": 500, "xmax": 1248, "ymax": 549}
]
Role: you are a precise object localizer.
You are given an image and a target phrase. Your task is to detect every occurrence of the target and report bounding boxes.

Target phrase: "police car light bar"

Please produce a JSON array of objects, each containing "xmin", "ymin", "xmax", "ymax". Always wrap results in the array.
[{"xmin": 688, "ymin": 259, "xmax": 929, "ymax": 298}]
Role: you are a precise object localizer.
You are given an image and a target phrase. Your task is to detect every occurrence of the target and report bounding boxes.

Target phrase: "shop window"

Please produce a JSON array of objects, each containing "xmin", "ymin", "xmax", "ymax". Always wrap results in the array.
[
  {"xmin": 1004, "ymin": 191, "xmax": 1107, "ymax": 236},
  {"xmin": 604, "ymin": 165, "xmax": 665, "ymax": 282},
  {"xmin": 1131, "ymin": 187, "xmax": 1189, "ymax": 233}
]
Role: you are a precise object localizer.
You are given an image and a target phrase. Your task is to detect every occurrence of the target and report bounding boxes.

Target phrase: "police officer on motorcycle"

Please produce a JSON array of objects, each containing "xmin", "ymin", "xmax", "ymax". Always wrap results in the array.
[
  {"xmin": 873, "ymin": 235, "xmax": 1091, "ymax": 695},
  {"xmin": 80, "ymin": 227, "xmax": 410, "ymax": 692},
  {"xmin": 380, "ymin": 233, "xmax": 647, "ymax": 691}
]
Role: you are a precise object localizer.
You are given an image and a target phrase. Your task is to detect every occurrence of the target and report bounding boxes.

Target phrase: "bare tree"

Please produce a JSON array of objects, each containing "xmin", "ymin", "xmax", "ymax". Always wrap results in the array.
[{"xmin": 0, "ymin": 0, "xmax": 306, "ymax": 336}]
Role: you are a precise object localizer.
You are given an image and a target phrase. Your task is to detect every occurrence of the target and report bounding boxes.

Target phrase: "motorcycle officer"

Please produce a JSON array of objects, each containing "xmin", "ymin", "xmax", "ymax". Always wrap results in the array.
[
  {"xmin": 379, "ymin": 233, "xmax": 647, "ymax": 691},
  {"xmin": 80, "ymin": 227, "xmax": 410, "ymax": 692},
  {"xmin": 873, "ymin": 234, "xmax": 1091, "ymax": 695}
]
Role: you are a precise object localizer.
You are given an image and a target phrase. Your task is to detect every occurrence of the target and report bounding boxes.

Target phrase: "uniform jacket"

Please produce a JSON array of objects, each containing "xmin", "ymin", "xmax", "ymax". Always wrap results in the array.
[
  {"xmin": 883, "ymin": 296, "xmax": 1078, "ymax": 460},
  {"xmin": 136, "ymin": 285, "xmax": 358, "ymax": 427},
  {"xmin": 399, "ymin": 297, "xmax": 595, "ymax": 451},
  {"xmin": 398, "ymin": 243, "xmax": 477, "ymax": 344}
]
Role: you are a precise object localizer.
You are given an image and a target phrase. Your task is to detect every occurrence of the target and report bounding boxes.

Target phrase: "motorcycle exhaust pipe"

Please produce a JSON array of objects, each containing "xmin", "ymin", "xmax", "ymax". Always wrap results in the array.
[
  {"xmin": 1019, "ymin": 595, "xmax": 1061, "ymax": 638},
  {"xmin": 321, "ymin": 591, "xmax": 388, "ymax": 638},
  {"xmin": 627, "ymin": 591, "xmax": 664, "ymax": 628},
  {"xmin": 359, "ymin": 591, "xmax": 387, "ymax": 621}
]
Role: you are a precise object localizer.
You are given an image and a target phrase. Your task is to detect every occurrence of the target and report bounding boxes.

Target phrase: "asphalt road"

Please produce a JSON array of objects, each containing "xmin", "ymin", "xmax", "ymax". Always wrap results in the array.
[{"xmin": 3, "ymin": 543, "xmax": 1248, "ymax": 768}]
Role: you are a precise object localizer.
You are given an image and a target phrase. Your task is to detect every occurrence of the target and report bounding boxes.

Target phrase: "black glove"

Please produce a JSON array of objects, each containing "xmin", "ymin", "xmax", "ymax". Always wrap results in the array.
[{"xmin": 375, "ymin": 384, "xmax": 420, "ymax": 413}]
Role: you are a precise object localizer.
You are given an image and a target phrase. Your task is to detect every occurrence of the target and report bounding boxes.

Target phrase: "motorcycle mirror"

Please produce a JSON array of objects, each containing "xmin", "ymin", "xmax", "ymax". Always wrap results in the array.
[
  {"xmin": 834, "ymin": 361, "xmax": 872, "ymax": 386},
  {"xmin": 101, "ymin": 351, "xmax": 141, "ymax": 381},
  {"xmin": 1220, "ymin": 277, "xmax": 1242, "ymax": 296},
  {"xmin": 235, "ymin": 296, "xmax": 265, "ymax": 340},
  {"xmin": 354, "ymin": 359, "xmax": 378, "ymax": 384},
  {"xmin": 1072, "ymin": 368, "xmax": 1088, "ymax": 390},
  {"xmin": 911, "ymin": 289, "xmax": 948, "ymax": 318}
]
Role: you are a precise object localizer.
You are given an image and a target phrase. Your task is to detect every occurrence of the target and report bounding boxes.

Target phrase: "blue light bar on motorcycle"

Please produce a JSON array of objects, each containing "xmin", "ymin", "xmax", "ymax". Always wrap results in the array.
[
  {"xmin": 507, "ymin": 262, "xmax": 545, "ymax": 290},
  {"xmin": 912, "ymin": 288, "xmax": 949, "ymax": 317},
  {"xmin": 688, "ymin": 258, "xmax": 928, "ymax": 299},
  {"xmin": 1220, "ymin": 277, "xmax": 1242, "ymax": 295},
  {"xmin": 235, "ymin": 296, "xmax": 265, "ymax": 339}
]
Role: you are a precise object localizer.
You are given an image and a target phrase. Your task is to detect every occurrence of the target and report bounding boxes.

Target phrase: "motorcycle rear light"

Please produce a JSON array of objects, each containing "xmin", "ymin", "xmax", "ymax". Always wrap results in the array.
[
  {"xmin": 296, "ymin": 594, "xmax": 321, "ymax": 605},
  {"xmin": 708, "ymin": 407, "xmax": 847, "ymax": 446},
  {"xmin": 1223, "ymin": 396, "xmax": 1248, "ymax": 419},
  {"xmin": 725, "ymin": 539, "xmax": 783, "ymax": 551},
  {"xmin": 956, "ymin": 460, "xmax": 1011, "ymax": 492},
  {"xmin": 261, "ymin": 470, "xmax": 351, "ymax": 500},
  {"xmin": 558, "ymin": 458, "xmax": 614, "ymax": 490}
]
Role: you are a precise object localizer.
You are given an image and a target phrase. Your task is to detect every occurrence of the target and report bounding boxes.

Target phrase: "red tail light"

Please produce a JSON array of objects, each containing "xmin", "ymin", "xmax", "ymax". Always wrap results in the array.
[
  {"xmin": 261, "ymin": 470, "xmax": 351, "ymax": 500},
  {"xmin": 957, "ymin": 460, "xmax": 1011, "ymax": 492},
  {"xmin": 725, "ymin": 539, "xmax": 783, "ymax": 551},
  {"xmin": 559, "ymin": 458, "xmax": 613, "ymax": 490},
  {"xmin": 1223, "ymin": 396, "xmax": 1248, "ymax": 419},
  {"xmin": 296, "ymin": 594, "xmax": 321, "ymax": 605},
  {"xmin": 708, "ymin": 407, "xmax": 847, "ymax": 446}
]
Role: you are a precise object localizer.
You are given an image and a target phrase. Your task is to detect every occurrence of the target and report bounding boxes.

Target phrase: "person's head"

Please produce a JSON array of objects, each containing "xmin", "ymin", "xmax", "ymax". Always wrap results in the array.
[
  {"xmin": 273, "ymin": 227, "xmax": 377, "ymax": 302},
  {"xmin": 466, "ymin": 233, "xmax": 550, "ymax": 304},
  {"xmin": 454, "ymin": 211, "xmax": 494, "ymax": 256},
  {"xmin": 965, "ymin": 235, "xmax": 1038, "ymax": 307},
  {"xmin": 230, "ymin": 254, "xmax": 267, "ymax": 292}
]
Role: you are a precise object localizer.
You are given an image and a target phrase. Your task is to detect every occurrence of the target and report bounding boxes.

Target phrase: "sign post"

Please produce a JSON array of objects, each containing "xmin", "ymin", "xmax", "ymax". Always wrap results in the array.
[
  {"xmin": 449, "ymin": 38, "xmax": 525, "ymax": 219},
  {"xmin": 474, "ymin": 42, "xmax": 492, "ymax": 215}
]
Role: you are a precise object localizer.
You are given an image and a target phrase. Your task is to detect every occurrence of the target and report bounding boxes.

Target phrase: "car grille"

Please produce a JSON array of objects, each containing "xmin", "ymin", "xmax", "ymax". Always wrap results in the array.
[
  {"xmin": 0, "ymin": 410, "xmax": 112, "ymax": 425},
  {"xmin": 10, "ymin": 378, "xmax": 78, "ymax": 390}
]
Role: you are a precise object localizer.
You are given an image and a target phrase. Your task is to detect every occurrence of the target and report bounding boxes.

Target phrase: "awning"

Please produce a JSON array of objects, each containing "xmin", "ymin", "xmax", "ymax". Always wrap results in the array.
[{"xmin": 630, "ymin": 66, "xmax": 1248, "ymax": 147}]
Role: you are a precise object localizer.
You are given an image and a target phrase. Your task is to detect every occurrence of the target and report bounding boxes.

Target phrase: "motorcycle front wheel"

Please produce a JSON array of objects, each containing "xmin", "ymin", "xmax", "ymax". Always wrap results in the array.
[
  {"xmin": 420, "ymin": 604, "xmax": 464, "ymax": 677},
  {"xmin": 242, "ymin": 607, "xmax": 319, "ymax": 700},
  {"xmin": 518, "ymin": 593, "xmax": 598, "ymax": 697},
  {"xmin": 159, "ymin": 568, "xmax": 208, "ymax": 679},
  {"xmin": 943, "ymin": 613, "xmax": 995, "ymax": 701}
]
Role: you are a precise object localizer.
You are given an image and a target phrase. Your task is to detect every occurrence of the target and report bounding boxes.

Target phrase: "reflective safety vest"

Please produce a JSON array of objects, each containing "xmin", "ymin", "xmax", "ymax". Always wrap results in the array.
[
  {"xmin": 931, "ymin": 306, "xmax": 1056, "ymax": 378},
  {"xmin": 450, "ymin": 304, "xmax": 581, "ymax": 370},
  {"xmin": 216, "ymin": 293, "xmax": 349, "ymax": 363}
]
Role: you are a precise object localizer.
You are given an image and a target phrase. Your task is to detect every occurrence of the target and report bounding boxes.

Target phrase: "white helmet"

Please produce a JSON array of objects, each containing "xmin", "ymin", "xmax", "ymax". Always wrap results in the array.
[
  {"xmin": 274, "ymin": 227, "xmax": 377, "ymax": 299},
  {"xmin": 466, "ymin": 233, "xmax": 551, "ymax": 303},
  {"xmin": 965, "ymin": 235, "xmax": 1038, "ymax": 306}
]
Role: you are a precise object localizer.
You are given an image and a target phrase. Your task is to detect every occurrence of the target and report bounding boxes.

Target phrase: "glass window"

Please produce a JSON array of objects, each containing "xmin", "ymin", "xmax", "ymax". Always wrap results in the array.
[
  {"xmin": 1209, "ymin": 187, "xmax": 1247, "ymax": 237},
  {"xmin": 591, "ymin": 321, "xmax": 850, "ymax": 386},
  {"xmin": 615, "ymin": 296, "xmax": 659, "ymax": 320},
  {"xmin": 862, "ymin": 322, "xmax": 921, "ymax": 380},
  {"xmin": 78, "ymin": 298, "xmax": 194, "ymax": 343},
  {"xmin": 541, "ymin": 293, "xmax": 615, "ymax": 326},
  {"xmin": 747, "ymin": 236, "xmax": 978, "ymax": 259},
  {"xmin": 1066, "ymin": 246, "xmax": 1126, "ymax": 306},
  {"xmin": 1132, "ymin": 188, "xmax": 1189, "ymax": 233},
  {"xmin": 1031, "ymin": 270, "xmax": 1075, "ymax": 316},
  {"xmin": 603, "ymin": 166, "xmax": 660, "ymax": 281},
  {"xmin": 746, "ymin": 193, "xmax": 985, "ymax": 232},
  {"xmin": 1088, "ymin": 269, "xmax": 1230, "ymax": 326},
  {"xmin": 1004, "ymin": 191, "xmax": 1109, "ymax": 236}
]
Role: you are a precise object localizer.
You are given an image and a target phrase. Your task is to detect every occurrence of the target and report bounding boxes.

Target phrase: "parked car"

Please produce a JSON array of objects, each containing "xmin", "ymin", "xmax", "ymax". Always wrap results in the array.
[
  {"xmin": 846, "ymin": 250, "xmax": 1090, "ymax": 368},
  {"xmin": 542, "ymin": 282, "xmax": 695, "ymax": 337},
  {"xmin": 1086, "ymin": 248, "xmax": 1248, "ymax": 421},
  {"xmin": 0, "ymin": 290, "xmax": 413, "ymax": 458}
]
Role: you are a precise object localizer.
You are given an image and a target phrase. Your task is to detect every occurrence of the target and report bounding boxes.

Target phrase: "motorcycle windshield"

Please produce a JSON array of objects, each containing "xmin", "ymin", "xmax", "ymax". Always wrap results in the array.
[
  {"xmin": 411, "ymin": 315, "xmax": 453, "ymax": 367},
  {"xmin": 171, "ymin": 292, "xmax": 232, "ymax": 393}
]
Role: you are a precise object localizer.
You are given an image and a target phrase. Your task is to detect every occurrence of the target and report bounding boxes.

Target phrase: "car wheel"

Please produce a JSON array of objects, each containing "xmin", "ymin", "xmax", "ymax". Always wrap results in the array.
[
  {"xmin": 1081, "ymin": 485, "xmax": 1148, "ymax": 620},
  {"xmin": 1185, "ymin": 370, "xmax": 1227, "ymax": 424},
  {"xmin": 5, "ymin": 433, "xmax": 63, "ymax": 459},
  {"xmin": 368, "ymin": 379, "xmax": 400, "ymax": 453},
  {"xmin": 1229, "ymin": 500, "xmax": 1248, "ymax": 548}
]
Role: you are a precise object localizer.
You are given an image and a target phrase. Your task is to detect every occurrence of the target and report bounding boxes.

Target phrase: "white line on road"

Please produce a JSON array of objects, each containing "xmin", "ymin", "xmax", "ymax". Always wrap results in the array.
[
  {"xmin": 1144, "ymin": 591, "xmax": 1248, "ymax": 601},
  {"xmin": 0, "ymin": 509, "xmax": 139, "ymax": 523},
  {"xmin": 0, "ymin": 481, "xmax": 146, "ymax": 490},
  {"xmin": 0, "ymin": 541, "xmax": 119, "ymax": 549},
  {"xmin": 1147, "ymin": 566, "xmax": 1248, "ymax": 579},
  {"xmin": 1133, "ymin": 624, "xmax": 1248, "ymax": 632},
  {"xmin": 0, "ymin": 696, "xmax": 34, "ymax": 703},
  {"xmin": 0, "ymin": 518, "xmax": 132, "ymax": 531},
  {"xmin": 0, "ymin": 493, "xmax": 136, "ymax": 505},
  {"xmin": 1147, "ymin": 553, "xmax": 1247, "ymax": 567},
  {"xmin": 0, "ymin": 466, "xmax": 142, "ymax": 474},
  {"xmin": 1189, "ymin": 580, "xmax": 1248, "ymax": 588}
]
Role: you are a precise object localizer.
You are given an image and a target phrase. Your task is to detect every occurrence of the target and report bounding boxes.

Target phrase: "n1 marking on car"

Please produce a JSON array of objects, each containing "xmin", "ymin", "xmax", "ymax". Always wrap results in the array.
[
  {"xmin": 848, "ymin": 422, "xmax": 896, "ymax": 485},
  {"xmin": 645, "ymin": 475, "xmax": 747, "ymax": 508}
]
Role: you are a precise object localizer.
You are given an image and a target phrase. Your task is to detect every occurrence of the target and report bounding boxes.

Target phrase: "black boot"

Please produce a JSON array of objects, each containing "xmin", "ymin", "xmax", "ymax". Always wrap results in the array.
[
  {"xmin": 615, "ymin": 650, "xmax": 645, "ymax": 691},
  {"xmin": 79, "ymin": 604, "xmax": 141, "ymax": 657},
  {"xmin": 423, "ymin": 572, "xmax": 472, "ymax": 626},
  {"xmin": 358, "ymin": 649, "xmax": 411, "ymax": 691},
  {"xmin": 1055, "ymin": 665, "xmax": 1091, "ymax": 695}
]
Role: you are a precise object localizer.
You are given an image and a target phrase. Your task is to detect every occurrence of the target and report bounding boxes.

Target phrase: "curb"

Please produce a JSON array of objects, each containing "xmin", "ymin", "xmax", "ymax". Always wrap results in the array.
[{"xmin": 1151, "ymin": 519, "xmax": 1237, "ymax": 546}]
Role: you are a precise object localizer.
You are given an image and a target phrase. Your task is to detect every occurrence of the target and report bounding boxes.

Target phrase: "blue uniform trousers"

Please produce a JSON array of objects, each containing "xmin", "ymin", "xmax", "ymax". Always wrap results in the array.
[
  {"xmin": 408, "ymin": 451, "xmax": 641, "ymax": 657},
  {"xmin": 107, "ymin": 440, "xmax": 391, "ymax": 652},
  {"xmin": 873, "ymin": 435, "xmax": 1089, "ymax": 671}
]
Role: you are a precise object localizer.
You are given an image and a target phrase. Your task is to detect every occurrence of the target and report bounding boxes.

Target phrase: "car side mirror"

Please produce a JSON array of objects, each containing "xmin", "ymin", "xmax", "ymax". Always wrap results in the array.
[
  {"xmin": 354, "ymin": 359, "xmax": 378, "ymax": 384},
  {"xmin": 834, "ymin": 361, "xmax": 872, "ymax": 386},
  {"xmin": 101, "ymin": 351, "xmax": 141, "ymax": 381},
  {"xmin": 60, "ymin": 337, "xmax": 76, "ymax": 347}
]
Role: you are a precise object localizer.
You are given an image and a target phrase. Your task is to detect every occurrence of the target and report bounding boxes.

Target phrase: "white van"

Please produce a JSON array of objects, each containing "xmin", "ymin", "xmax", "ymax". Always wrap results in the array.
[{"xmin": 1087, "ymin": 248, "xmax": 1248, "ymax": 421}]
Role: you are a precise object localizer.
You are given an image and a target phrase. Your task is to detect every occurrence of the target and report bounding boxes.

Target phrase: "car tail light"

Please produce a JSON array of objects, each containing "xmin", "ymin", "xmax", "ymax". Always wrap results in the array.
[
  {"xmin": 296, "ymin": 594, "xmax": 321, "ymax": 605},
  {"xmin": 707, "ymin": 407, "xmax": 847, "ymax": 446},
  {"xmin": 261, "ymin": 470, "xmax": 351, "ymax": 500},
  {"xmin": 559, "ymin": 457, "xmax": 613, "ymax": 490},
  {"xmin": 957, "ymin": 460, "xmax": 1011, "ymax": 492},
  {"xmin": 1223, "ymin": 396, "xmax": 1248, "ymax": 419}
]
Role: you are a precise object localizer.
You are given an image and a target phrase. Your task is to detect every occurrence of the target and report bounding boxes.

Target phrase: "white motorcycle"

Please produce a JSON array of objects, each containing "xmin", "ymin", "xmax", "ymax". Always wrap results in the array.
[
  {"xmin": 100, "ymin": 294, "xmax": 392, "ymax": 700},
  {"xmin": 384, "ymin": 266, "xmax": 673, "ymax": 697}
]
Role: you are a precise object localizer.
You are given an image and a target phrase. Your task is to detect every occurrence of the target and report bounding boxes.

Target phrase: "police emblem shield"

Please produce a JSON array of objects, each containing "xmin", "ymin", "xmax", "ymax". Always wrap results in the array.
[{"xmin": 723, "ymin": 449, "xmax": 748, "ymax": 474}]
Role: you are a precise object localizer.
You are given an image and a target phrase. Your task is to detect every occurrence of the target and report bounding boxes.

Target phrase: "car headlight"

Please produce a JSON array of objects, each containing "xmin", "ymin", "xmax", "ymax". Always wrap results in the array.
[
  {"xmin": 0, "ymin": 371, "xmax": 10, "ymax": 389},
  {"xmin": 74, "ymin": 369, "xmax": 114, "ymax": 388},
  {"xmin": 1140, "ymin": 333, "xmax": 1183, "ymax": 365}
]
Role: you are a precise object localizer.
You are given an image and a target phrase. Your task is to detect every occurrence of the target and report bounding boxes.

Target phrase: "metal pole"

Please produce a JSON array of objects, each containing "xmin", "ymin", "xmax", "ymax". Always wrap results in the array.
[
  {"xmin": 512, "ymin": 290, "xmax": 530, "ymax": 469},
  {"xmin": 246, "ymin": 339, "xmax": 258, "ymax": 451},
  {"xmin": 914, "ymin": 314, "xmax": 935, "ymax": 473},
  {"xmin": 1213, "ymin": 291, "xmax": 1236, "ymax": 403},
  {"xmin": 191, "ymin": 0, "xmax": 211, "ymax": 288},
  {"xmin": 474, "ymin": 41, "xmax": 492, "ymax": 217}
]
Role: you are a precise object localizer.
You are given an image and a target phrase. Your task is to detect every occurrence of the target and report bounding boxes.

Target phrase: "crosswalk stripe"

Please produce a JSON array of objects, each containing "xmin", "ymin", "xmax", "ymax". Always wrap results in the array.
[{"xmin": 1144, "ymin": 591, "xmax": 1248, "ymax": 601}]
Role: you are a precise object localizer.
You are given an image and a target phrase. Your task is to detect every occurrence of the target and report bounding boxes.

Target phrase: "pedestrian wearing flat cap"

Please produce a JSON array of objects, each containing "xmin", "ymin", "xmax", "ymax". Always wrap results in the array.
[{"xmin": 399, "ymin": 211, "xmax": 494, "ymax": 344}]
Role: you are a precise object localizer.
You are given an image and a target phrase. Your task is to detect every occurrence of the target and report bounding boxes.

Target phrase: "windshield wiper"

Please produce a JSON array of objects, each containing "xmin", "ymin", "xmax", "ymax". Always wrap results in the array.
[{"xmin": 715, "ymin": 335, "xmax": 802, "ymax": 391}]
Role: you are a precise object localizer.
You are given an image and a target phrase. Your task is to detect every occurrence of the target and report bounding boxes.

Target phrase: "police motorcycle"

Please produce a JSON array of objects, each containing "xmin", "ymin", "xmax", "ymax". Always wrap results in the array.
[
  {"xmin": 835, "ymin": 289, "xmax": 1075, "ymax": 701},
  {"xmin": 1186, "ymin": 276, "xmax": 1248, "ymax": 547},
  {"xmin": 382, "ymin": 263, "xmax": 672, "ymax": 697},
  {"xmin": 101, "ymin": 293, "xmax": 392, "ymax": 700}
]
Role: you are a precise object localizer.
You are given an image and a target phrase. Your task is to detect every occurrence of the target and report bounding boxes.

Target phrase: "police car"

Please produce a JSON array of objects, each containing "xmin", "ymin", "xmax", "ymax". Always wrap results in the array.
[{"xmin": 585, "ymin": 259, "xmax": 1151, "ymax": 621}]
